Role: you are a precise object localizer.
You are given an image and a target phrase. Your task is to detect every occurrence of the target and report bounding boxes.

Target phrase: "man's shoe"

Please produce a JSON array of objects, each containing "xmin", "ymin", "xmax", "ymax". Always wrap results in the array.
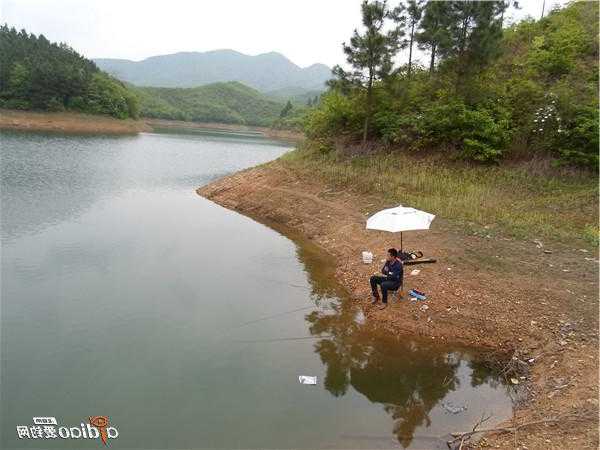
[
  {"xmin": 378, "ymin": 303, "xmax": 388, "ymax": 310},
  {"xmin": 371, "ymin": 295, "xmax": 380, "ymax": 305}
]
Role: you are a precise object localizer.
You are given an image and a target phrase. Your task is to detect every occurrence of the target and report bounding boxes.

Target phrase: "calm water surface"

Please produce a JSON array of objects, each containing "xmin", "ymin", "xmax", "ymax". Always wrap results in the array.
[{"xmin": 1, "ymin": 129, "xmax": 512, "ymax": 449}]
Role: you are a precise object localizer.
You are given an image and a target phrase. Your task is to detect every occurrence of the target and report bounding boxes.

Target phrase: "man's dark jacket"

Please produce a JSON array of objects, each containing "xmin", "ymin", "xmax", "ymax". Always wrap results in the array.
[{"xmin": 381, "ymin": 259, "xmax": 403, "ymax": 283}]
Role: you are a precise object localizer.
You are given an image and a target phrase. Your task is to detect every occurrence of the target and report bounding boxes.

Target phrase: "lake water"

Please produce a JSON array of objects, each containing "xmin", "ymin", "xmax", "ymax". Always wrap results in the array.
[{"xmin": 1, "ymin": 129, "xmax": 512, "ymax": 449}]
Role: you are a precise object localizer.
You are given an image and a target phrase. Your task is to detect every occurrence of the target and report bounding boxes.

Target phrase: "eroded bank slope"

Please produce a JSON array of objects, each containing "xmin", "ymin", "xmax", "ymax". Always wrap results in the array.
[{"xmin": 197, "ymin": 160, "xmax": 598, "ymax": 449}]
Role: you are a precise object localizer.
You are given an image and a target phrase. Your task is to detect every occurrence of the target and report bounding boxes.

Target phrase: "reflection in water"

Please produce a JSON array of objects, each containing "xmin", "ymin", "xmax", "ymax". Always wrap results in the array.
[
  {"xmin": 0, "ymin": 130, "xmax": 288, "ymax": 241},
  {"xmin": 2, "ymin": 129, "xmax": 511, "ymax": 449},
  {"xmin": 293, "ymin": 233, "xmax": 509, "ymax": 448}
]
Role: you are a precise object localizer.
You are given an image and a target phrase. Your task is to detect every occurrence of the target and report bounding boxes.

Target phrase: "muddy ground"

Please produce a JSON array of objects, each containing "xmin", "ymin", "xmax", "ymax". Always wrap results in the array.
[{"xmin": 198, "ymin": 161, "xmax": 599, "ymax": 449}]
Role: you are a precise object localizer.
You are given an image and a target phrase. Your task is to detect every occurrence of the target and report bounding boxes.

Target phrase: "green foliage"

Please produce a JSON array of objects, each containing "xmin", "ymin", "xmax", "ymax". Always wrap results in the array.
[
  {"xmin": 307, "ymin": 1, "xmax": 599, "ymax": 168},
  {"xmin": 265, "ymin": 87, "xmax": 323, "ymax": 106},
  {"xmin": 271, "ymin": 105, "xmax": 310, "ymax": 131},
  {"xmin": 133, "ymin": 81, "xmax": 283, "ymax": 126},
  {"xmin": 555, "ymin": 105, "xmax": 599, "ymax": 167},
  {"xmin": 394, "ymin": 0, "xmax": 425, "ymax": 76},
  {"xmin": 331, "ymin": 0, "xmax": 404, "ymax": 142},
  {"xmin": 528, "ymin": 5, "xmax": 593, "ymax": 77},
  {"xmin": 77, "ymin": 73, "xmax": 137, "ymax": 119},
  {"xmin": 304, "ymin": 91, "xmax": 364, "ymax": 138},
  {"xmin": 280, "ymin": 100, "xmax": 293, "ymax": 118},
  {"xmin": 375, "ymin": 100, "xmax": 511, "ymax": 162},
  {"xmin": 0, "ymin": 25, "xmax": 139, "ymax": 119},
  {"xmin": 414, "ymin": 1, "xmax": 453, "ymax": 72}
]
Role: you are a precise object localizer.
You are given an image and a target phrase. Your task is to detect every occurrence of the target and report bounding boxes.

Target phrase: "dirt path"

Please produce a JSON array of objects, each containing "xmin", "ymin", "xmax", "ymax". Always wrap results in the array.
[{"xmin": 197, "ymin": 161, "xmax": 599, "ymax": 449}]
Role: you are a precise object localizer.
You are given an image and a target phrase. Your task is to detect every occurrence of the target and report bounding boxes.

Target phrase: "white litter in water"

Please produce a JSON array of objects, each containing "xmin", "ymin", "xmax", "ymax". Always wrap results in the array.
[
  {"xmin": 362, "ymin": 251, "xmax": 373, "ymax": 264},
  {"xmin": 410, "ymin": 269, "xmax": 420, "ymax": 276},
  {"xmin": 298, "ymin": 375, "xmax": 317, "ymax": 385},
  {"xmin": 441, "ymin": 401, "xmax": 467, "ymax": 414}
]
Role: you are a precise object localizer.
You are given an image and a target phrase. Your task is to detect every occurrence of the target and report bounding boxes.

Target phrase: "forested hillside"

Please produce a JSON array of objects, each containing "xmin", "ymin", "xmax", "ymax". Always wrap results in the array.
[
  {"xmin": 0, "ymin": 25, "xmax": 139, "ymax": 119},
  {"xmin": 0, "ymin": 26, "xmax": 296, "ymax": 127},
  {"xmin": 304, "ymin": 0, "xmax": 599, "ymax": 168},
  {"xmin": 132, "ymin": 82, "xmax": 285, "ymax": 126}
]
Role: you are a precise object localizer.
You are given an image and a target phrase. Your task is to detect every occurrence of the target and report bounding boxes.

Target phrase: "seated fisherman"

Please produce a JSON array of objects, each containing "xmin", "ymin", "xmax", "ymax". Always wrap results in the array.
[{"xmin": 370, "ymin": 248, "xmax": 403, "ymax": 309}]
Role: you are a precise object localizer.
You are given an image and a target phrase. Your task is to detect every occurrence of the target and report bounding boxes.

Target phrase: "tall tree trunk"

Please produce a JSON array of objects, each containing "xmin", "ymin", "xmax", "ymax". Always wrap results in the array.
[
  {"xmin": 408, "ymin": 22, "xmax": 415, "ymax": 77},
  {"xmin": 362, "ymin": 74, "xmax": 373, "ymax": 145},
  {"xmin": 429, "ymin": 44, "xmax": 436, "ymax": 75},
  {"xmin": 456, "ymin": 15, "xmax": 470, "ymax": 92},
  {"xmin": 459, "ymin": 17, "xmax": 468, "ymax": 62},
  {"xmin": 541, "ymin": 0, "xmax": 546, "ymax": 18}
]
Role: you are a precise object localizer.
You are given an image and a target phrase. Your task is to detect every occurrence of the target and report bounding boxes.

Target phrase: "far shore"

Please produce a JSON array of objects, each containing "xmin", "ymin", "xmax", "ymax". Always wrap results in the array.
[
  {"xmin": 0, "ymin": 109, "xmax": 304, "ymax": 142},
  {"xmin": 144, "ymin": 118, "xmax": 304, "ymax": 142},
  {"xmin": 0, "ymin": 109, "xmax": 151, "ymax": 135}
]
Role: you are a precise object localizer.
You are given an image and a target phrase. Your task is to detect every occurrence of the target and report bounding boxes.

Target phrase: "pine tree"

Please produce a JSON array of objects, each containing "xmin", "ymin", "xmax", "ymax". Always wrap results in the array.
[
  {"xmin": 498, "ymin": 0, "xmax": 520, "ymax": 27},
  {"xmin": 445, "ymin": 1, "xmax": 506, "ymax": 87},
  {"xmin": 416, "ymin": 1, "xmax": 453, "ymax": 74},
  {"xmin": 332, "ymin": 0, "xmax": 403, "ymax": 144},
  {"xmin": 280, "ymin": 100, "xmax": 293, "ymax": 118},
  {"xmin": 393, "ymin": 0, "xmax": 424, "ymax": 77}
]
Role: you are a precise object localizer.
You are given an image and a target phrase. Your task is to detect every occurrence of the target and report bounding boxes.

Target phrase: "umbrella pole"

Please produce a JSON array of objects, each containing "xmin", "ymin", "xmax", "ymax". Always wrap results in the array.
[{"xmin": 400, "ymin": 232, "xmax": 403, "ymax": 252}]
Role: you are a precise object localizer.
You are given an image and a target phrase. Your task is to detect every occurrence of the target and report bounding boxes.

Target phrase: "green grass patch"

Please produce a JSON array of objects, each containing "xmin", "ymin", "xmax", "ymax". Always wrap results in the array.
[{"xmin": 281, "ymin": 142, "xmax": 599, "ymax": 247}]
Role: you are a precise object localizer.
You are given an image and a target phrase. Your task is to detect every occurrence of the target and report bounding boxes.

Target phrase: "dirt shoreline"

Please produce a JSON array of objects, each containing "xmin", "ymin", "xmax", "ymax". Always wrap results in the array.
[
  {"xmin": 0, "ymin": 109, "xmax": 151, "ymax": 134},
  {"xmin": 0, "ymin": 111, "xmax": 304, "ymax": 141},
  {"xmin": 197, "ymin": 160, "xmax": 599, "ymax": 449}
]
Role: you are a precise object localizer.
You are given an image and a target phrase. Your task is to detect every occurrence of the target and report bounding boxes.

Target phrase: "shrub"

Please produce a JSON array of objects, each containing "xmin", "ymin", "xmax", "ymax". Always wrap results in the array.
[
  {"xmin": 46, "ymin": 97, "xmax": 65, "ymax": 112},
  {"xmin": 555, "ymin": 105, "xmax": 599, "ymax": 167},
  {"xmin": 304, "ymin": 91, "xmax": 363, "ymax": 138},
  {"xmin": 371, "ymin": 99, "xmax": 513, "ymax": 163},
  {"xmin": 1, "ymin": 98, "xmax": 31, "ymax": 110},
  {"xmin": 79, "ymin": 73, "xmax": 135, "ymax": 119}
]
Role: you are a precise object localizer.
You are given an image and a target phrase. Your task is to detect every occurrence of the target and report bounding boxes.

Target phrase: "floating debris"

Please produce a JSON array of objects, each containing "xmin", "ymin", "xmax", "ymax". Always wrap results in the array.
[
  {"xmin": 441, "ymin": 401, "xmax": 467, "ymax": 414},
  {"xmin": 298, "ymin": 375, "xmax": 317, "ymax": 385}
]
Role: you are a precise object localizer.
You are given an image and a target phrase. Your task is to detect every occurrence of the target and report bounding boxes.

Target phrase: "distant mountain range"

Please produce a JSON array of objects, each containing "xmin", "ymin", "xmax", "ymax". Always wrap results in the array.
[{"xmin": 94, "ymin": 50, "xmax": 331, "ymax": 92}]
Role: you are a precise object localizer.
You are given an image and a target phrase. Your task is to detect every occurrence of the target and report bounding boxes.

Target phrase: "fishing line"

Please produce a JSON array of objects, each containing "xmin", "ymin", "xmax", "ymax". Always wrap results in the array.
[
  {"xmin": 231, "ymin": 305, "xmax": 317, "ymax": 330},
  {"xmin": 231, "ymin": 334, "xmax": 334, "ymax": 343}
]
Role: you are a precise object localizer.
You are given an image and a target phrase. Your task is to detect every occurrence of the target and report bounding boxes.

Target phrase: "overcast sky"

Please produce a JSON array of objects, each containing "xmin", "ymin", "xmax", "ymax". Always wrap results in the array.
[{"xmin": 1, "ymin": 0, "xmax": 571, "ymax": 68}]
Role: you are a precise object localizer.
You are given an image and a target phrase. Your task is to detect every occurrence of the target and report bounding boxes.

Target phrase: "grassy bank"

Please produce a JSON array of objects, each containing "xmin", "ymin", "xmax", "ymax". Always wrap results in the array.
[{"xmin": 281, "ymin": 142, "xmax": 599, "ymax": 246}]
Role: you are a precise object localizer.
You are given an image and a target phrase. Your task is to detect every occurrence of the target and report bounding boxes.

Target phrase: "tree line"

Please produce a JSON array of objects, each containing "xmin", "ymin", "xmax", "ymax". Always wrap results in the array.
[
  {"xmin": 0, "ymin": 25, "xmax": 139, "ymax": 119},
  {"xmin": 307, "ymin": 0, "xmax": 598, "ymax": 167}
]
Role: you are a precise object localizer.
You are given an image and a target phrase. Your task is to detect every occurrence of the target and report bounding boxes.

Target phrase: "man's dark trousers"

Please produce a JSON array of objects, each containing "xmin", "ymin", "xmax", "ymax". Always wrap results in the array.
[{"xmin": 370, "ymin": 276, "xmax": 400, "ymax": 304}]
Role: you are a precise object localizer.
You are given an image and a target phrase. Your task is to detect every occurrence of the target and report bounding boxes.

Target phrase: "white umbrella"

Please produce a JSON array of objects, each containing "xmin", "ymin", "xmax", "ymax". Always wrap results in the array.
[{"xmin": 366, "ymin": 205, "xmax": 435, "ymax": 251}]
